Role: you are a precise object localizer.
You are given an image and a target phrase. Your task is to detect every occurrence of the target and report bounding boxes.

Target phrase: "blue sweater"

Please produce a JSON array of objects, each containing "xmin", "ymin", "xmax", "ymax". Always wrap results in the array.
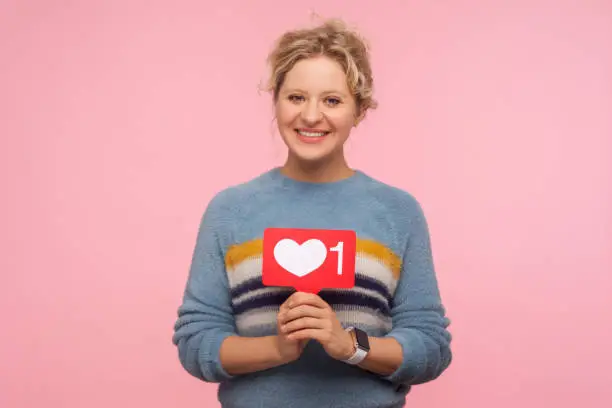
[{"xmin": 172, "ymin": 168, "xmax": 452, "ymax": 408}]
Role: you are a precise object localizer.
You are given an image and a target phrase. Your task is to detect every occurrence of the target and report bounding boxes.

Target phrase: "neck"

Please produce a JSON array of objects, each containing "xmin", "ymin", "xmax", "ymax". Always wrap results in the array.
[{"xmin": 281, "ymin": 153, "xmax": 354, "ymax": 183}]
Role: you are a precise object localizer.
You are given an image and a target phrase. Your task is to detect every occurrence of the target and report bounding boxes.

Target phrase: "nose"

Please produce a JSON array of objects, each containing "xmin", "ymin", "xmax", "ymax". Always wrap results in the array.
[{"xmin": 300, "ymin": 99, "xmax": 323, "ymax": 124}]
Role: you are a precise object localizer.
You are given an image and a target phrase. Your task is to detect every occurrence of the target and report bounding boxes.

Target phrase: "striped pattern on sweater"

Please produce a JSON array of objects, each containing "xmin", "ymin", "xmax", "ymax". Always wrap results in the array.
[{"xmin": 224, "ymin": 237, "xmax": 402, "ymax": 337}]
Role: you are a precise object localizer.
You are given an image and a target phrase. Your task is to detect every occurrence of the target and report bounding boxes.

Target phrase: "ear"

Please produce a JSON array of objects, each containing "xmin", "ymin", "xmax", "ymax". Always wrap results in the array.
[{"xmin": 354, "ymin": 108, "xmax": 366, "ymax": 127}]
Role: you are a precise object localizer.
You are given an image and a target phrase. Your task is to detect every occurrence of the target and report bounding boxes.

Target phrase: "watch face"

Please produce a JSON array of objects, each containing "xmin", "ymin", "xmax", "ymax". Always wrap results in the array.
[{"xmin": 355, "ymin": 328, "xmax": 370, "ymax": 351}]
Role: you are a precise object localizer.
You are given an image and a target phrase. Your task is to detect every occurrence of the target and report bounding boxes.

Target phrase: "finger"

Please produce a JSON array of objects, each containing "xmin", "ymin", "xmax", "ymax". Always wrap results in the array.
[
  {"xmin": 279, "ymin": 292, "xmax": 295, "ymax": 311},
  {"xmin": 287, "ymin": 328, "xmax": 329, "ymax": 343},
  {"xmin": 284, "ymin": 291, "xmax": 304, "ymax": 307},
  {"xmin": 278, "ymin": 305, "xmax": 323, "ymax": 326},
  {"xmin": 287, "ymin": 292, "xmax": 328, "ymax": 309},
  {"xmin": 279, "ymin": 302, "xmax": 289, "ymax": 316},
  {"xmin": 277, "ymin": 305, "xmax": 291, "ymax": 327},
  {"xmin": 278, "ymin": 292, "xmax": 298, "ymax": 318},
  {"xmin": 282, "ymin": 316, "xmax": 327, "ymax": 334},
  {"xmin": 283, "ymin": 305, "xmax": 326, "ymax": 323}
]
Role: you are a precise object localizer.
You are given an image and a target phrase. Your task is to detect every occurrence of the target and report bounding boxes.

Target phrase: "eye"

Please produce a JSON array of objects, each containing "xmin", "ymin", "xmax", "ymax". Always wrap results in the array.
[
  {"xmin": 288, "ymin": 94, "xmax": 305, "ymax": 103},
  {"xmin": 325, "ymin": 97, "xmax": 342, "ymax": 106}
]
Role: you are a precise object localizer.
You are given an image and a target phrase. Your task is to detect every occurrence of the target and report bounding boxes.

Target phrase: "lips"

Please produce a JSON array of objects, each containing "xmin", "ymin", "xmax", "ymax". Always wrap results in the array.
[
  {"xmin": 295, "ymin": 128, "xmax": 330, "ymax": 144},
  {"xmin": 295, "ymin": 128, "xmax": 330, "ymax": 137},
  {"xmin": 295, "ymin": 128, "xmax": 329, "ymax": 137}
]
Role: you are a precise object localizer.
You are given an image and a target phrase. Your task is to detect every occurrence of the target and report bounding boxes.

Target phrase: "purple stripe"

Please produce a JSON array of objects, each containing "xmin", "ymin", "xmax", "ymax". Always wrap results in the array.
[
  {"xmin": 231, "ymin": 275, "xmax": 393, "ymax": 304},
  {"xmin": 232, "ymin": 289, "xmax": 391, "ymax": 316}
]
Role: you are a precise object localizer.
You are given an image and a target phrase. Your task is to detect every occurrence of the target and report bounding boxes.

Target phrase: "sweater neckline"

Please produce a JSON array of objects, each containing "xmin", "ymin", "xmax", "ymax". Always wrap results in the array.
[{"xmin": 267, "ymin": 167, "xmax": 367, "ymax": 191}]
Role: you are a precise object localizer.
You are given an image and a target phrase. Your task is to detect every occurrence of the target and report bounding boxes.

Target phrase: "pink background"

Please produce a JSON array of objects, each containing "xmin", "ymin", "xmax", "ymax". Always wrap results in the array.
[{"xmin": 2, "ymin": 0, "xmax": 611, "ymax": 407}]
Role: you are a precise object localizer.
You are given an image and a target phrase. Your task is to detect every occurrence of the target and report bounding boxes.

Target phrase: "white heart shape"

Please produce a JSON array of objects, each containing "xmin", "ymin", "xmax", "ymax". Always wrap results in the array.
[{"xmin": 273, "ymin": 238, "xmax": 327, "ymax": 278}]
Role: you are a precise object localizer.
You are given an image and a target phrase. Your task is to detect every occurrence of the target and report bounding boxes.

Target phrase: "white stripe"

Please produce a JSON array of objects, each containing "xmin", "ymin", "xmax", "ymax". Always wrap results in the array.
[
  {"xmin": 235, "ymin": 307, "xmax": 279, "ymax": 331},
  {"xmin": 331, "ymin": 286, "xmax": 390, "ymax": 306},
  {"xmin": 228, "ymin": 255, "xmax": 398, "ymax": 294},
  {"xmin": 235, "ymin": 307, "xmax": 392, "ymax": 334},
  {"xmin": 227, "ymin": 257, "xmax": 262, "ymax": 288},
  {"xmin": 355, "ymin": 255, "xmax": 398, "ymax": 294}
]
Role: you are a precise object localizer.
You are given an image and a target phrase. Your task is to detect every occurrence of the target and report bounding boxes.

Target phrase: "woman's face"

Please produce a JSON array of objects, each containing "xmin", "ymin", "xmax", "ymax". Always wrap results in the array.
[{"xmin": 275, "ymin": 56, "xmax": 362, "ymax": 165}]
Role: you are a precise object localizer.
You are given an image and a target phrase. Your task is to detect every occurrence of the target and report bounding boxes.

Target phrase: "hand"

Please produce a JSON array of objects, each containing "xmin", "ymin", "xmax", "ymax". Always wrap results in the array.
[
  {"xmin": 275, "ymin": 296, "xmax": 309, "ymax": 363},
  {"xmin": 278, "ymin": 292, "xmax": 355, "ymax": 361}
]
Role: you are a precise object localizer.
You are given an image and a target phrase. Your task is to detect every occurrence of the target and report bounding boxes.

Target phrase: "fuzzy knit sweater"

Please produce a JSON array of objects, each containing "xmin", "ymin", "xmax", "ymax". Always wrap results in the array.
[{"xmin": 172, "ymin": 168, "xmax": 452, "ymax": 408}]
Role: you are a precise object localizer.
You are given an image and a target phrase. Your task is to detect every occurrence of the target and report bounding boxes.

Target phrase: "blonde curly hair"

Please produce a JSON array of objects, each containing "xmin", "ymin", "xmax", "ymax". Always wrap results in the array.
[{"xmin": 264, "ymin": 18, "xmax": 378, "ymax": 115}]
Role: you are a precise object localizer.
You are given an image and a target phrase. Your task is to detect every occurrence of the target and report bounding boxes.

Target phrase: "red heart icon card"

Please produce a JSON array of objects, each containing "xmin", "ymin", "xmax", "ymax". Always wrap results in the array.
[{"xmin": 262, "ymin": 227, "xmax": 356, "ymax": 294}]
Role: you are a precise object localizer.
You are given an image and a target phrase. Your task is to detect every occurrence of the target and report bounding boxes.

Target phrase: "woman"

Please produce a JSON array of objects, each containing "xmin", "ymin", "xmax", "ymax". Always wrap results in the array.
[{"xmin": 172, "ymin": 18, "xmax": 452, "ymax": 408}]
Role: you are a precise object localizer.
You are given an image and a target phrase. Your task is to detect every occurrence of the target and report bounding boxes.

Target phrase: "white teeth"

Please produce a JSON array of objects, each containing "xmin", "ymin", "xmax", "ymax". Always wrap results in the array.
[{"xmin": 297, "ymin": 130, "xmax": 327, "ymax": 137}]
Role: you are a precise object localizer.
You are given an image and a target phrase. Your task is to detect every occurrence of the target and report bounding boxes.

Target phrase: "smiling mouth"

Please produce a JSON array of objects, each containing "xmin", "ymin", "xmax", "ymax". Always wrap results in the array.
[{"xmin": 295, "ymin": 129, "xmax": 330, "ymax": 138}]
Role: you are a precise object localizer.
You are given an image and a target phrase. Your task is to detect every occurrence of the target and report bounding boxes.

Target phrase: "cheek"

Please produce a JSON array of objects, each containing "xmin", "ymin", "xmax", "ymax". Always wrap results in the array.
[
  {"xmin": 327, "ymin": 112, "xmax": 355, "ymax": 133},
  {"xmin": 275, "ymin": 102, "xmax": 298, "ymax": 127}
]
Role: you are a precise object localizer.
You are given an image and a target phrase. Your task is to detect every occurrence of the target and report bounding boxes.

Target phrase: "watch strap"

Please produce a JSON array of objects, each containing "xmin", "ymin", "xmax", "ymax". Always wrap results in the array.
[{"xmin": 342, "ymin": 326, "xmax": 369, "ymax": 365}]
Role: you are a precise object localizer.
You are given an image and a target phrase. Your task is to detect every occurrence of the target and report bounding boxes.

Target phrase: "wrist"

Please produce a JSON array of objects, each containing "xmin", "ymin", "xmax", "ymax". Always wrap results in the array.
[
  {"xmin": 340, "ymin": 327, "xmax": 370, "ymax": 365},
  {"xmin": 272, "ymin": 335, "xmax": 300, "ymax": 364},
  {"xmin": 340, "ymin": 330, "xmax": 357, "ymax": 360},
  {"xmin": 270, "ymin": 335, "xmax": 292, "ymax": 364}
]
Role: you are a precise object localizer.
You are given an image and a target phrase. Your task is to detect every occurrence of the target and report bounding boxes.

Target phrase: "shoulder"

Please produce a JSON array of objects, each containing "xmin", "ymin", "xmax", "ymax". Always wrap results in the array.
[
  {"xmin": 357, "ymin": 171, "xmax": 426, "ymax": 221},
  {"xmin": 202, "ymin": 169, "xmax": 278, "ymax": 219}
]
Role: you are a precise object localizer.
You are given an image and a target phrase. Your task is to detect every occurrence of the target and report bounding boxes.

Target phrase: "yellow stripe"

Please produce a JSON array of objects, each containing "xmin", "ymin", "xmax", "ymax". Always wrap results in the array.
[
  {"xmin": 225, "ymin": 237, "xmax": 402, "ymax": 280},
  {"xmin": 356, "ymin": 239, "xmax": 402, "ymax": 280},
  {"xmin": 225, "ymin": 238, "xmax": 263, "ymax": 270}
]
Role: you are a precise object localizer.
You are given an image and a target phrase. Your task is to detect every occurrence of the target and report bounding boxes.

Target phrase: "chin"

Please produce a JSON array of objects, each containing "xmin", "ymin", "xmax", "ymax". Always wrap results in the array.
[
  {"xmin": 288, "ymin": 147, "xmax": 334, "ymax": 163},
  {"xmin": 286, "ymin": 143, "xmax": 336, "ymax": 162}
]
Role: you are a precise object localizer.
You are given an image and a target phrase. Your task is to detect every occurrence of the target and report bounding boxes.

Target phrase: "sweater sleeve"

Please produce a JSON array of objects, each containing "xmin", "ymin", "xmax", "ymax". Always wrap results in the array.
[
  {"xmin": 172, "ymin": 192, "xmax": 237, "ymax": 383},
  {"xmin": 381, "ymin": 201, "xmax": 452, "ymax": 386}
]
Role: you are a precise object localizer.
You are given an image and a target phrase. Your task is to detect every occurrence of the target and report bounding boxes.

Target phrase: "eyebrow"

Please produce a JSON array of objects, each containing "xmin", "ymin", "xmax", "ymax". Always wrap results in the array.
[{"xmin": 282, "ymin": 88, "xmax": 348, "ymax": 97}]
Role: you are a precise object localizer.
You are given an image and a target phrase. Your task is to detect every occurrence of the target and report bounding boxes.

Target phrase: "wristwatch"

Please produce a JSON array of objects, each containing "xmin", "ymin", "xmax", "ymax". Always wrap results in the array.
[{"xmin": 342, "ymin": 326, "xmax": 370, "ymax": 365}]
